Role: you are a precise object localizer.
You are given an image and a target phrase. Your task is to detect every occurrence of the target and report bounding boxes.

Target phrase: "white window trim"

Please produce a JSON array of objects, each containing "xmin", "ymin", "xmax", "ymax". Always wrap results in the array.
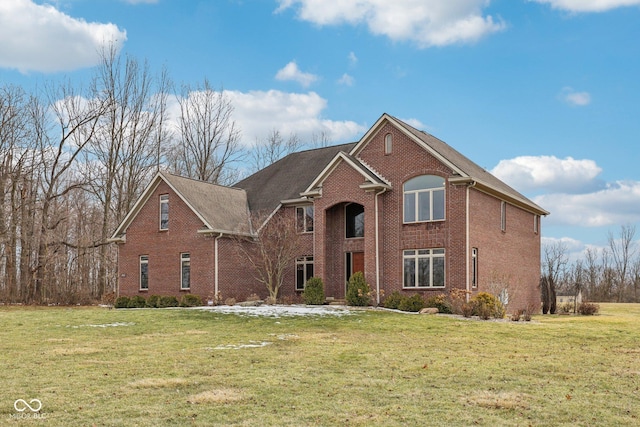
[
  {"xmin": 384, "ymin": 133, "xmax": 392, "ymax": 155},
  {"xmin": 180, "ymin": 252, "xmax": 190, "ymax": 290},
  {"xmin": 471, "ymin": 248, "xmax": 478, "ymax": 289},
  {"xmin": 402, "ymin": 176, "xmax": 446, "ymax": 224},
  {"xmin": 534, "ymin": 214, "xmax": 539, "ymax": 234},
  {"xmin": 139, "ymin": 255, "xmax": 149, "ymax": 290},
  {"xmin": 295, "ymin": 256, "xmax": 314, "ymax": 291},
  {"xmin": 159, "ymin": 194, "xmax": 169, "ymax": 231},
  {"xmin": 296, "ymin": 206, "xmax": 314, "ymax": 234},
  {"xmin": 500, "ymin": 201, "xmax": 507, "ymax": 232},
  {"xmin": 345, "ymin": 203, "xmax": 364, "ymax": 239},
  {"xmin": 403, "ymin": 249, "xmax": 446, "ymax": 289}
]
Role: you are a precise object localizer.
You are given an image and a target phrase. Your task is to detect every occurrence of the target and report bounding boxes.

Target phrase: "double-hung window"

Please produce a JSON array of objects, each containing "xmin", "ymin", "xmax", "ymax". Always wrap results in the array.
[
  {"xmin": 296, "ymin": 256, "xmax": 314, "ymax": 291},
  {"xmin": 159, "ymin": 194, "xmax": 169, "ymax": 230},
  {"xmin": 403, "ymin": 249, "xmax": 445, "ymax": 288},
  {"xmin": 296, "ymin": 206, "xmax": 314, "ymax": 233},
  {"xmin": 181, "ymin": 253, "xmax": 190, "ymax": 290},
  {"xmin": 403, "ymin": 175, "xmax": 445, "ymax": 223}
]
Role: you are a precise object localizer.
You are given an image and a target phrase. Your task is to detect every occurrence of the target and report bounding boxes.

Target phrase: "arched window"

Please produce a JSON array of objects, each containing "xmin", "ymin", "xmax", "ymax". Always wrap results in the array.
[
  {"xmin": 403, "ymin": 175, "xmax": 445, "ymax": 223},
  {"xmin": 384, "ymin": 133, "xmax": 392, "ymax": 154},
  {"xmin": 345, "ymin": 203, "xmax": 364, "ymax": 238}
]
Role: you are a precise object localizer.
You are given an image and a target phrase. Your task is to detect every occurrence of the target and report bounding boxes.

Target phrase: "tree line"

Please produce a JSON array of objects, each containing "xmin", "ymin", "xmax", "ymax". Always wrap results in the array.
[
  {"xmin": 541, "ymin": 224, "xmax": 640, "ymax": 312},
  {"xmin": 0, "ymin": 48, "xmax": 305, "ymax": 304}
]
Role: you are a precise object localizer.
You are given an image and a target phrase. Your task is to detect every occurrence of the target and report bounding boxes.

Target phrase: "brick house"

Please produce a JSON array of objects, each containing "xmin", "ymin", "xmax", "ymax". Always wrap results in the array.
[{"xmin": 111, "ymin": 113, "xmax": 548, "ymax": 310}]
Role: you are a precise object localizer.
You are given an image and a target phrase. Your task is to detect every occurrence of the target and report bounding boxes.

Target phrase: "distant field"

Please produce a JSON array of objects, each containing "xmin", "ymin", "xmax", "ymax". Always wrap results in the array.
[{"xmin": 1, "ymin": 304, "xmax": 639, "ymax": 426}]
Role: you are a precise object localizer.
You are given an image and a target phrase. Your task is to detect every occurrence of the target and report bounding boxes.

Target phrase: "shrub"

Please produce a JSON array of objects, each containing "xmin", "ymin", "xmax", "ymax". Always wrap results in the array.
[
  {"xmin": 398, "ymin": 294, "xmax": 425, "ymax": 312},
  {"xmin": 382, "ymin": 291, "xmax": 403, "ymax": 310},
  {"xmin": 225, "ymin": 297, "xmax": 236, "ymax": 306},
  {"xmin": 559, "ymin": 302, "xmax": 574, "ymax": 314},
  {"xmin": 302, "ymin": 277, "xmax": 325, "ymax": 305},
  {"xmin": 158, "ymin": 295, "xmax": 179, "ymax": 308},
  {"xmin": 180, "ymin": 294, "xmax": 202, "ymax": 307},
  {"xmin": 461, "ymin": 302, "xmax": 475, "ymax": 318},
  {"xmin": 578, "ymin": 302, "xmax": 599, "ymax": 316},
  {"xmin": 425, "ymin": 293, "xmax": 452, "ymax": 314},
  {"xmin": 471, "ymin": 292, "xmax": 505, "ymax": 319},
  {"xmin": 114, "ymin": 296, "xmax": 130, "ymax": 309},
  {"xmin": 146, "ymin": 295, "xmax": 161, "ymax": 308},
  {"xmin": 127, "ymin": 295, "xmax": 146, "ymax": 308},
  {"xmin": 449, "ymin": 288, "xmax": 469, "ymax": 315},
  {"xmin": 510, "ymin": 310, "xmax": 522, "ymax": 322},
  {"xmin": 346, "ymin": 272, "xmax": 371, "ymax": 307},
  {"xmin": 246, "ymin": 293, "xmax": 261, "ymax": 302}
]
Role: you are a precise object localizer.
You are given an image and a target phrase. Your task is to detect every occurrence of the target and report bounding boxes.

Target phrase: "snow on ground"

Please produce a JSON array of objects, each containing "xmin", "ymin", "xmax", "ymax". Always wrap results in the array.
[{"xmin": 193, "ymin": 304, "xmax": 356, "ymax": 318}]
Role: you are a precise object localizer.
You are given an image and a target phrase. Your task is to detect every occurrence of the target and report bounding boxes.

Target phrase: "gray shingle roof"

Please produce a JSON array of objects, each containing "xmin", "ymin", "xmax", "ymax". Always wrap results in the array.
[
  {"xmin": 235, "ymin": 143, "xmax": 356, "ymax": 214},
  {"xmin": 387, "ymin": 115, "xmax": 548, "ymax": 215},
  {"xmin": 161, "ymin": 173, "xmax": 251, "ymax": 235}
]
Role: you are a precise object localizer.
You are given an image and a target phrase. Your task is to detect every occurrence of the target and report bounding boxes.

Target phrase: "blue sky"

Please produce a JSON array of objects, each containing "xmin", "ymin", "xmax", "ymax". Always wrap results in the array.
[{"xmin": 1, "ymin": 0, "xmax": 639, "ymax": 257}]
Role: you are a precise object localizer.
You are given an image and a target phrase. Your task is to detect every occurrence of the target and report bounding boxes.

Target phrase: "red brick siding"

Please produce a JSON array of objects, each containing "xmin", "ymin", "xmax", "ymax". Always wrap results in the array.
[{"xmin": 117, "ymin": 181, "xmax": 215, "ymax": 300}]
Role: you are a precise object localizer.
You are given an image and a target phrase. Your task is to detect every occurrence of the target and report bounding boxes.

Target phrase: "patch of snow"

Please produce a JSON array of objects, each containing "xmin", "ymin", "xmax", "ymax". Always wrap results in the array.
[
  {"xmin": 208, "ymin": 341, "xmax": 272, "ymax": 350},
  {"xmin": 194, "ymin": 304, "xmax": 355, "ymax": 318},
  {"xmin": 66, "ymin": 322, "xmax": 135, "ymax": 328}
]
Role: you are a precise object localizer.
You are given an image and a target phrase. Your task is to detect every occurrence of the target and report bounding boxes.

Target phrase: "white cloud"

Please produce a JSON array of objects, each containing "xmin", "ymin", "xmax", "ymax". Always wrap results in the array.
[
  {"xmin": 560, "ymin": 87, "xmax": 591, "ymax": 106},
  {"xmin": 275, "ymin": 61, "xmax": 319, "ymax": 87},
  {"xmin": 534, "ymin": 181, "xmax": 640, "ymax": 227},
  {"xmin": 338, "ymin": 73, "xmax": 355, "ymax": 86},
  {"xmin": 530, "ymin": 0, "xmax": 640, "ymax": 13},
  {"xmin": 167, "ymin": 88, "xmax": 365, "ymax": 146},
  {"xmin": 276, "ymin": 0, "xmax": 506, "ymax": 47},
  {"xmin": 491, "ymin": 155, "xmax": 603, "ymax": 193},
  {"xmin": 0, "ymin": 0, "xmax": 126, "ymax": 73},
  {"xmin": 348, "ymin": 51, "xmax": 358, "ymax": 66}
]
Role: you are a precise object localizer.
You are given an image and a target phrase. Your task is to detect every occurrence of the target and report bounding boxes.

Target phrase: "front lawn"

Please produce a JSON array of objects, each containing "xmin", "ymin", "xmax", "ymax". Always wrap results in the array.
[{"xmin": 1, "ymin": 304, "xmax": 638, "ymax": 426}]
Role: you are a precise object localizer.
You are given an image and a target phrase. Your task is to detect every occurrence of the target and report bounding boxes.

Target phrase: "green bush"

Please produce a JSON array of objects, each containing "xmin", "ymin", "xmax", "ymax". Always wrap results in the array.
[
  {"xmin": 382, "ymin": 291, "xmax": 403, "ymax": 310},
  {"xmin": 114, "ymin": 296, "xmax": 130, "ymax": 309},
  {"xmin": 398, "ymin": 294, "xmax": 425, "ymax": 312},
  {"xmin": 302, "ymin": 277, "xmax": 325, "ymax": 305},
  {"xmin": 127, "ymin": 295, "xmax": 146, "ymax": 308},
  {"xmin": 425, "ymin": 293, "xmax": 452, "ymax": 314},
  {"xmin": 179, "ymin": 294, "xmax": 202, "ymax": 307},
  {"xmin": 470, "ymin": 292, "xmax": 505, "ymax": 319},
  {"xmin": 578, "ymin": 302, "xmax": 599, "ymax": 315},
  {"xmin": 346, "ymin": 272, "xmax": 371, "ymax": 306},
  {"xmin": 146, "ymin": 295, "xmax": 161, "ymax": 308},
  {"xmin": 158, "ymin": 295, "xmax": 179, "ymax": 308}
]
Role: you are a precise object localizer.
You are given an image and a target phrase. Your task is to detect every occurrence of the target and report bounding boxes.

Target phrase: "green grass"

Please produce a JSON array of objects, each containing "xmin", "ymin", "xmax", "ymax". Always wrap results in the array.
[{"xmin": 1, "ymin": 304, "xmax": 639, "ymax": 426}]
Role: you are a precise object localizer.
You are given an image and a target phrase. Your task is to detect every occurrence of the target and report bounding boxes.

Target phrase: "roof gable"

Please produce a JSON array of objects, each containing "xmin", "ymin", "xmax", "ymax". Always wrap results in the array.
[
  {"xmin": 111, "ymin": 172, "xmax": 251, "ymax": 240},
  {"xmin": 234, "ymin": 143, "xmax": 356, "ymax": 213},
  {"xmin": 350, "ymin": 113, "xmax": 548, "ymax": 215}
]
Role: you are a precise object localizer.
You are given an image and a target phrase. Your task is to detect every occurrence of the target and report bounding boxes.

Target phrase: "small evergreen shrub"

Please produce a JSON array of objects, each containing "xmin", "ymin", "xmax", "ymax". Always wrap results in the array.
[
  {"xmin": 127, "ymin": 295, "xmax": 146, "ymax": 308},
  {"xmin": 471, "ymin": 292, "xmax": 505, "ymax": 319},
  {"xmin": 425, "ymin": 293, "xmax": 452, "ymax": 314},
  {"xmin": 114, "ymin": 296, "xmax": 130, "ymax": 309},
  {"xmin": 398, "ymin": 294, "xmax": 425, "ymax": 312},
  {"xmin": 180, "ymin": 294, "xmax": 202, "ymax": 307},
  {"xmin": 158, "ymin": 295, "xmax": 179, "ymax": 308},
  {"xmin": 577, "ymin": 302, "xmax": 599, "ymax": 315},
  {"xmin": 146, "ymin": 295, "xmax": 161, "ymax": 308},
  {"xmin": 382, "ymin": 291, "xmax": 403, "ymax": 310},
  {"xmin": 302, "ymin": 277, "xmax": 325, "ymax": 305},
  {"xmin": 346, "ymin": 272, "xmax": 371, "ymax": 306}
]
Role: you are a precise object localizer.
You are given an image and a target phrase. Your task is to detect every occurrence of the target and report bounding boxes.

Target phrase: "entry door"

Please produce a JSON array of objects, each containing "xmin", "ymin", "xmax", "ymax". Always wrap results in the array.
[{"xmin": 346, "ymin": 252, "xmax": 365, "ymax": 280}]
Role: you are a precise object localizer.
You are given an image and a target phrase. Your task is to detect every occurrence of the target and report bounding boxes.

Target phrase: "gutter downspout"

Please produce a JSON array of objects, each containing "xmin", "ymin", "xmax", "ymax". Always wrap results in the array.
[
  {"xmin": 375, "ymin": 187, "xmax": 388, "ymax": 305},
  {"xmin": 465, "ymin": 181, "xmax": 476, "ymax": 302},
  {"xmin": 215, "ymin": 233, "xmax": 223, "ymax": 300}
]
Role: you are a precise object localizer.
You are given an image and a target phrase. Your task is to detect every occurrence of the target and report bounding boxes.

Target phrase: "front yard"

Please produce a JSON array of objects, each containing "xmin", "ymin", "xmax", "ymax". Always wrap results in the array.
[{"xmin": 1, "ymin": 304, "xmax": 639, "ymax": 426}]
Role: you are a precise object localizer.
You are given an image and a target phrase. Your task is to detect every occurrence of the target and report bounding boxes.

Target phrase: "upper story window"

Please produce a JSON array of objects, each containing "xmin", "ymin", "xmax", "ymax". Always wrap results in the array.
[
  {"xmin": 345, "ymin": 203, "xmax": 364, "ymax": 238},
  {"xmin": 159, "ymin": 194, "xmax": 169, "ymax": 230},
  {"xmin": 403, "ymin": 175, "xmax": 445, "ymax": 223},
  {"xmin": 296, "ymin": 206, "xmax": 314, "ymax": 233},
  {"xmin": 384, "ymin": 133, "xmax": 393, "ymax": 155},
  {"xmin": 534, "ymin": 214, "xmax": 539, "ymax": 234},
  {"xmin": 501, "ymin": 201, "xmax": 507, "ymax": 232},
  {"xmin": 140, "ymin": 255, "xmax": 149, "ymax": 290}
]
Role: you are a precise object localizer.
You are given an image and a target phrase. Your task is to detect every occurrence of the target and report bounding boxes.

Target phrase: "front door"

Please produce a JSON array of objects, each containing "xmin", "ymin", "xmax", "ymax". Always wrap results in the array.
[{"xmin": 346, "ymin": 251, "xmax": 365, "ymax": 290}]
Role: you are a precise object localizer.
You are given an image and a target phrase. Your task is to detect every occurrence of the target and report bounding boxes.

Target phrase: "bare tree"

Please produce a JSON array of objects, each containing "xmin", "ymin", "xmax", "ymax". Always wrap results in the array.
[
  {"xmin": 28, "ymin": 81, "xmax": 108, "ymax": 303},
  {"xmin": 235, "ymin": 209, "xmax": 301, "ymax": 301},
  {"xmin": 87, "ymin": 46, "xmax": 170, "ymax": 297},
  {"xmin": 168, "ymin": 80, "xmax": 243, "ymax": 184},
  {"xmin": 249, "ymin": 129, "xmax": 301, "ymax": 172},
  {"xmin": 541, "ymin": 241, "xmax": 568, "ymax": 314},
  {"xmin": 608, "ymin": 224, "xmax": 637, "ymax": 302}
]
